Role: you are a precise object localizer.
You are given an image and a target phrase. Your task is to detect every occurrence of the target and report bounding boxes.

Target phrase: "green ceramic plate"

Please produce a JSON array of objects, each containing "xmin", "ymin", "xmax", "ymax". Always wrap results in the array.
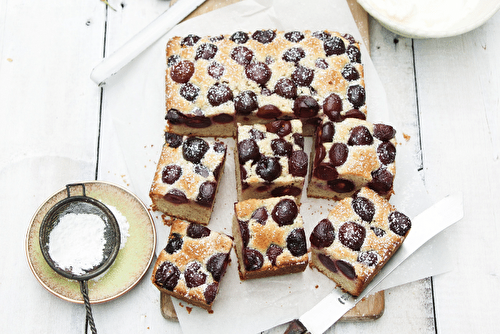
[{"xmin": 26, "ymin": 181, "xmax": 156, "ymax": 304}]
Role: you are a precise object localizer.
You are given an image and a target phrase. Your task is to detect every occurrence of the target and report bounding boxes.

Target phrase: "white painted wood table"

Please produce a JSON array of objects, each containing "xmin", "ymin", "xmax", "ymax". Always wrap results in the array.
[{"xmin": 1, "ymin": 0, "xmax": 499, "ymax": 333}]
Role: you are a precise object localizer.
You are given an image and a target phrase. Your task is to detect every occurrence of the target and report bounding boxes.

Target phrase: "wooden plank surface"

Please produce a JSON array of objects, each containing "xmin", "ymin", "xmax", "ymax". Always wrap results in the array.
[{"xmin": 162, "ymin": 0, "xmax": 383, "ymax": 325}]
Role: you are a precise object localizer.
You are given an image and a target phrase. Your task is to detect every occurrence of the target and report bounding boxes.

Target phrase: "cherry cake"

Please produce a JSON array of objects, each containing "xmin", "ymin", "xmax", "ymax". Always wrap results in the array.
[
  {"xmin": 232, "ymin": 196, "xmax": 308, "ymax": 280},
  {"xmin": 165, "ymin": 29, "xmax": 366, "ymax": 137},
  {"xmin": 235, "ymin": 119, "xmax": 308, "ymax": 201},
  {"xmin": 308, "ymin": 117, "xmax": 397, "ymax": 200},
  {"xmin": 309, "ymin": 187, "xmax": 411, "ymax": 297},
  {"xmin": 149, "ymin": 132, "xmax": 226, "ymax": 225},
  {"xmin": 152, "ymin": 219, "xmax": 233, "ymax": 311}
]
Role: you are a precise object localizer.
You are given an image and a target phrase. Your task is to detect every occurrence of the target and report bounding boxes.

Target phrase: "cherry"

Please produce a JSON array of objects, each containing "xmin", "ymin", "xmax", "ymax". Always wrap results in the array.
[
  {"xmin": 266, "ymin": 120, "xmax": 292, "ymax": 137},
  {"xmin": 165, "ymin": 109, "xmax": 187, "ymax": 125},
  {"xmin": 320, "ymin": 121, "xmax": 335, "ymax": 142},
  {"xmin": 167, "ymin": 54, "xmax": 180, "ymax": 67},
  {"xmin": 318, "ymin": 253, "xmax": 337, "ymax": 273},
  {"xmin": 251, "ymin": 207, "xmax": 268, "ymax": 225},
  {"xmin": 164, "ymin": 132, "xmax": 182, "ymax": 148},
  {"xmin": 231, "ymin": 46, "xmax": 254, "ymax": 66},
  {"xmin": 181, "ymin": 34, "xmax": 200, "ymax": 47},
  {"xmin": 292, "ymin": 66, "xmax": 314, "ymax": 86},
  {"xmin": 284, "ymin": 31, "xmax": 304, "ymax": 42},
  {"xmin": 287, "ymin": 228, "xmax": 307, "ymax": 257},
  {"xmin": 238, "ymin": 139, "xmax": 260, "ymax": 164},
  {"xmin": 165, "ymin": 233, "xmax": 183, "ymax": 254},
  {"xmin": 358, "ymin": 251, "xmax": 378, "ymax": 267},
  {"xmin": 336, "ymin": 260, "xmax": 356, "ymax": 279},
  {"xmin": 250, "ymin": 128, "xmax": 264, "ymax": 140},
  {"xmin": 186, "ymin": 116, "xmax": 211, "ymax": 129},
  {"xmin": 266, "ymin": 244, "xmax": 283, "ymax": 266},
  {"xmin": 196, "ymin": 181, "xmax": 217, "ymax": 207},
  {"xmin": 252, "ymin": 29, "xmax": 276, "ymax": 44},
  {"xmin": 204, "ymin": 283, "xmax": 218, "ymax": 304},
  {"xmin": 274, "ymin": 78, "xmax": 297, "ymax": 99},
  {"xmin": 341, "ymin": 64, "xmax": 360, "ymax": 81},
  {"xmin": 234, "ymin": 91, "xmax": 258, "ymax": 115},
  {"xmin": 271, "ymin": 186, "xmax": 302, "ymax": 197},
  {"xmin": 207, "ymin": 61, "xmax": 225, "ymax": 79},
  {"xmin": 371, "ymin": 226, "xmax": 386, "ymax": 237},
  {"xmin": 329, "ymin": 143, "xmax": 348, "ymax": 166},
  {"xmin": 369, "ymin": 168, "xmax": 394, "ymax": 193},
  {"xmin": 164, "ymin": 189, "xmax": 188, "ymax": 204},
  {"xmin": 378, "ymin": 142, "xmax": 396, "ymax": 165},
  {"xmin": 293, "ymin": 133, "xmax": 304, "ymax": 149},
  {"xmin": 180, "ymin": 83, "xmax": 199, "ymax": 101},
  {"xmin": 245, "ymin": 62, "xmax": 271, "ymax": 85},
  {"xmin": 182, "ymin": 137, "xmax": 209, "ymax": 164},
  {"xmin": 162, "ymin": 165, "xmax": 182, "ymax": 184},
  {"xmin": 339, "ymin": 221, "xmax": 366, "ymax": 251},
  {"xmin": 289, "ymin": 150, "xmax": 308, "ymax": 177},
  {"xmin": 186, "ymin": 223, "xmax": 211, "ymax": 239},
  {"xmin": 373, "ymin": 124, "xmax": 396, "ymax": 141},
  {"xmin": 347, "ymin": 85, "xmax": 366, "ymax": 108},
  {"xmin": 352, "ymin": 196, "xmax": 375, "ymax": 222},
  {"xmin": 184, "ymin": 262, "xmax": 207, "ymax": 288},
  {"xmin": 155, "ymin": 261, "xmax": 180, "ymax": 291},
  {"xmin": 257, "ymin": 105, "xmax": 282, "ymax": 119},
  {"xmin": 348, "ymin": 126, "xmax": 373, "ymax": 146},
  {"xmin": 243, "ymin": 248, "xmax": 264, "ymax": 271},
  {"xmin": 272, "ymin": 198, "xmax": 298, "ymax": 226},
  {"xmin": 170, "ymin": 60, "xmax": 195, "ymax": 83},
  {"xmin": 293, "ymin": 95, "xmax": 319, "ymax": 118},
  {"xmin": 210, "ymin": 35, "xmax": 224, "ymax": 42},
  {"xmin": 238, "ymin": 220, "xmax": 250, "ymax": 247},
  {"xmin": 271, "ymin": 138, "xmax": 293, "ymax": 157},
  {"xmin": 230, "ymin": 31, "xmax": 249, "ymax": 44},
  {"xmin": 314, "ymin": 145, "xmax": 326, "ymax": 167},
  {"xmin": 344, "ymin": 109, "xmax": 366, "ymax": 120},
  {"xmin": 313, "ymin": 163, "xmax": 338, "ymax": 181},
  {"xmin": 327, "ymin": 179, "xmax": 355, "ymax": 193},
  {"xmin": 323, "ymin": 93, "xmax": 343, "ymax": 121},
  {"xmin": 324, "ymin": 36, "xmax": 346, "ymax": 56},
  {"xmin": 310, "ymin": 218, "xmax": 335, "ymax": 248},
  {"xmin": 389, "ymin": 211, "xmax": 411, "ymax": 236},
  {"xmin": 315, "ymin": 58, "xmax": 329, "ymax": 69},
  {"xmin": 207, "ymin": 253, "xmax": 229, "ymax": 281},
  {"xmin": 256, "ymin": 156, "xmax": 282, "ymax": 181},
  {"xmin": 282, "ymin": 47, "xmax": 305, "ymax": 63},
  {"xmin": 346, "ymin": 44, "xmax": 361, "ymax": 63},
  {"xmin": 194, "ymin": 164, "xmax": 209, "ymax": 177},
  {"xmin": 213, "ymin": 113, "xmax": 234, "ymax": 124},
  {"xmin": 207, "ymin": 83, "xmax": 233, "ymax": 107},
  {"xmin": 195, "ymin": 43, "xmax": 218, "ymax": 60}
]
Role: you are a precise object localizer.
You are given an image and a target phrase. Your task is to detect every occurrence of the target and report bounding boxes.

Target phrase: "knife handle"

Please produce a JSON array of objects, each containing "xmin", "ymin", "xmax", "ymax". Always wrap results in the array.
[{"xmin": 284, "ymin": 320, "xmax": 308, "ymax": 334}]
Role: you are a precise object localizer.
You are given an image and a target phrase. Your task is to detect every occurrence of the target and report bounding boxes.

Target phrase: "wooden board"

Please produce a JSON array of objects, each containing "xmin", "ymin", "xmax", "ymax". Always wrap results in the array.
[{"xmin": 162, "ymin": 0, "xmax": 383, "ymax": 324}]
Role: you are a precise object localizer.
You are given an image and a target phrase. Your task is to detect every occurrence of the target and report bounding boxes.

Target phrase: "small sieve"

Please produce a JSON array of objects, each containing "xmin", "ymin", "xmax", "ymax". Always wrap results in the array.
[{"xmin": 39, "ymin": 183, "xmax": 121, "ymax": 334}]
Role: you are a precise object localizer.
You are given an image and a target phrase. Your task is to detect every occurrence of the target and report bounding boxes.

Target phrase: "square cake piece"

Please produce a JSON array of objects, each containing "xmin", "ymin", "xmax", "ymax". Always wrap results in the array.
[
  {"xmin": 151, "ymin": 219, "xmax": 233, "ymax": 311},
  {"xmin": 232, "ymin": 196, "xmax": 308, "ymax": 280},
  {"xmin": 235, "ymin": 120, "xmax": 308, "ymax": 201},
  {"xmin": 149, "ymin": 132, "xmax": 227, "ymax": 225},
  {"xmin": 309, "ymin": 187, "xmax": 411, "ymax": 297},
  {"xmin": 307, "ymin": 117, "xmax": 397, "ymax": 200},
  {"xmin": 165, "ymin": 29, "xmax": 366, "ymax": 137}
]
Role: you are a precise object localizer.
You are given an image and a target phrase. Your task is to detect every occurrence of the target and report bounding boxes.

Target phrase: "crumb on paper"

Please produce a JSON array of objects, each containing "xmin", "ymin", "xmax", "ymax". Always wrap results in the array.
[
  {"xmin": 403, "ymin": 133, "xmax": 411, "ymax": 142},
  {"xmin": 7, "ymin": 58, "xmax": 13, "ymax": 62},
  {"xmin": 186, "ymin": 307, "xmax": 193, "ymax": 314}
]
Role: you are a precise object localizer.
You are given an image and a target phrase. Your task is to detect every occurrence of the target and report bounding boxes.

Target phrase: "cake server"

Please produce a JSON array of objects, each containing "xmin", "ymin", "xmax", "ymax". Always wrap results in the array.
[
  {"xmin": 90, "ymin": 0, "xmax": 207, "ymax": 86},
  {"xmin": 284, "ymin": 192, "xmax": 464, "ymax": 334}
]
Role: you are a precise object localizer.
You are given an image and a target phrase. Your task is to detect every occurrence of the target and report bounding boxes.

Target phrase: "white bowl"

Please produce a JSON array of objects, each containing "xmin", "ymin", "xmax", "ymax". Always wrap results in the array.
[{"xmin": 357, "ymin": 0, "xmax": 500, "ymax": 38}]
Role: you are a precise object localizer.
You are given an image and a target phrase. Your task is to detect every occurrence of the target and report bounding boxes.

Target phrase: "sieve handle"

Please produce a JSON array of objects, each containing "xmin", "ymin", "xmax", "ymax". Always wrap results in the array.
[
  {"xmin": 65, "ymin": 183, "xmax": 87, "ymax": 198},
  {"xmin": 80, "ymin": 280, "xmax": 97, "ymax": 334}
]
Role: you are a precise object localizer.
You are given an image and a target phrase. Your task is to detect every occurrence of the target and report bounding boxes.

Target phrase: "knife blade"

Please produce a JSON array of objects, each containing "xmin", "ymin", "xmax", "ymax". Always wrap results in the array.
[
  {"xmin": 286, "ymin": 192, "xmax": 464, "ymax": 334},
  {"xmin": 90, "ymin": 0, "xmax": 207, "ymax": 86}
]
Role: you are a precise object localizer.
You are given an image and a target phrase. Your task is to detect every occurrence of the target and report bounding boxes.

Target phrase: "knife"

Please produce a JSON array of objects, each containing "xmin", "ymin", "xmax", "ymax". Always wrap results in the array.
[
  {"xmin": 90, "ymin": 0, "xmax": 207, "ymax": 86},
  {"xmin": 285, "ymin": 192, "xmax": 464, "ymax": 334}
]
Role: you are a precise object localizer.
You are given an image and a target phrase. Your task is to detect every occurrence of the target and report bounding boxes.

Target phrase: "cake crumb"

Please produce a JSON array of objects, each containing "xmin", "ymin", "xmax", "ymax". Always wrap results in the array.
[{"xmin": 403, "ymin": 133, "xmax": 411, "ymax": 141}]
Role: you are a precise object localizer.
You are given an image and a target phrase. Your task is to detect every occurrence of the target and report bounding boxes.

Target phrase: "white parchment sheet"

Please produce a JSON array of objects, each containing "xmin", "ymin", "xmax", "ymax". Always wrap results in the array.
[{"xmin": 100, "ymin": 1, "xmax": 458, "ymax": 333}]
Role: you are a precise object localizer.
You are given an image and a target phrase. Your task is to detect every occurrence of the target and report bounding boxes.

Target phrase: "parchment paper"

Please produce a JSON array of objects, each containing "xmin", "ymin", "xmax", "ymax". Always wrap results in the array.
[{"xmin": 99, "ymin": 0, "xmax": 454, "ymax": 333}]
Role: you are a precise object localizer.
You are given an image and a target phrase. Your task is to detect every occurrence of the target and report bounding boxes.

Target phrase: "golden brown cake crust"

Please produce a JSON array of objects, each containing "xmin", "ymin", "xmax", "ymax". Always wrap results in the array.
[
  {"xmin": 309, "ymin": 187, "xmax": 411, "ymax": 296},
  {"xmin": 165, "ymin": 30, "xmax": 366, "ymax": 137}
]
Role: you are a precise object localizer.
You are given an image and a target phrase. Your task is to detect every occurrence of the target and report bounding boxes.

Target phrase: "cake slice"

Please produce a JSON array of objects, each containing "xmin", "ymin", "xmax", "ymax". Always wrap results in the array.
[
  {"xmin": 235, "ymin": 120, "xmax": 308, "ymax": 201},
  {"xmin": 165, "ymin": 29, "xmax": 366, "ymax": 137},
  {"xmin": 233, "ymin": 196, "xmax": 308, "ymax": 280},
  {"xmin": 307, "ymin": 117, "xmax": 397, "ymax": 200},
  {"xmin": 309, "ymin": 187, "xmax": 411, "ymax": 297},
  {"xmin": 149, "ymin": 132, "xmax": 226, "ymax": 225},
  {"xmin": 151, "ymin": 219, "xmax": 233, "ymax": 311}
]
